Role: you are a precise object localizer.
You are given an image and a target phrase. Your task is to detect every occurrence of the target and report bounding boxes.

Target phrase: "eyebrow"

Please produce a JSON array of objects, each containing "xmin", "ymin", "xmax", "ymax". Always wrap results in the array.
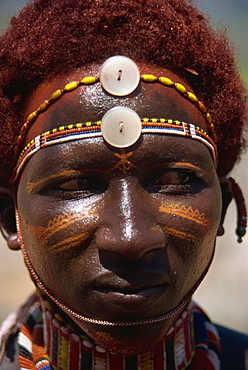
[
  {"xmin": 27, "ymin": 170, "xmax": 82, "ymax": 193},
  {"xmin": 27, "ymin": 168, "xmax": 107, "ymax": 193},
  {"xmin": 146, "ymin": 162, "xmax": 214, "ymax": 177}
]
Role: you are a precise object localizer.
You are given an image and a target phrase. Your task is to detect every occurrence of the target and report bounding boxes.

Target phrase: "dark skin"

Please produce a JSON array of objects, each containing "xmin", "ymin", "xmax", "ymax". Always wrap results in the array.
[{"xmin": 1, "ymin": 63, "xmax": 230, "ymax": 354}]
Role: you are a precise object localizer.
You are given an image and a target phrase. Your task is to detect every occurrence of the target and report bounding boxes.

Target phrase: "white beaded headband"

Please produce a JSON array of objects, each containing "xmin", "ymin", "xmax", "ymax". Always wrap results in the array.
[{"xmin": 12, "ymin": 107, "xmax": 217, "ymax": 182}]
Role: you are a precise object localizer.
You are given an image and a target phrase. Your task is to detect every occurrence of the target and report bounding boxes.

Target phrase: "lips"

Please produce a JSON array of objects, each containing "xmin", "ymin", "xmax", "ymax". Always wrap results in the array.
[{"xmin": 91, "ymin": 276, "xmax": 169, "ymax": 312}]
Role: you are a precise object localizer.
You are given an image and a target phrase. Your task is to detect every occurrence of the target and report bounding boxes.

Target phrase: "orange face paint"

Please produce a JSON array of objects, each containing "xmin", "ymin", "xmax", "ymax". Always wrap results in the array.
[
  {"xmin": 48, "ymin": 232, "xmax": 91, "ymax": 254},
  {"xmin": 163, "ymin": 227, "xmax": 197, "ymax": 243},
  {"xmin": 108, "ymin": 151, "xmax": 139, "ymax": 174},
  {"xmin": 159, "ymin": 203, "xmax": 209, "ymax": 227},
  {"xmin": 27, "ymin": 170, "xmax": 82, "ymax": 193},
  {"xmin": 46, "ymin": 210, "xmax": 99, "ymax": 237},
  {"xmin": 147, "ymin": 162, "xmax": 213, "ymax": 178}
]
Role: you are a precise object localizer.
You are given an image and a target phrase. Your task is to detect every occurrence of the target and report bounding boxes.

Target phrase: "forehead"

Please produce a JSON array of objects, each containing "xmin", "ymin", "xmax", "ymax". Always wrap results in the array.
[{"xmin": 24, "ymin": 62, "xmax": 208, "ymax": 144}]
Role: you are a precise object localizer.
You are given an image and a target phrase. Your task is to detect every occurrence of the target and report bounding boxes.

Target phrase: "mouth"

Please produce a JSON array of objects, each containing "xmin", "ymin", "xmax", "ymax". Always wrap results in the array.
[{"xmin": 93, "ymin": 282, "xmax": 168, "ymax": 311}]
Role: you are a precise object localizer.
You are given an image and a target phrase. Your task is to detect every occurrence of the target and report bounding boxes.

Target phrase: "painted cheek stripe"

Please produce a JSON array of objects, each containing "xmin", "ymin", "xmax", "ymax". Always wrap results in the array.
[
  {"xmin": 48, "ymin": 232, "xmax": 91, "ymax": 254},
  {"xmin": 159, "ymin": 203, "xmax": 209, "ymax": 226},
  {"xmin": 164, "ymin": 227, "xmax": 197, "ymax": 243},
  {"xmin": 46, "ymin": 211, "xmax": 99, "ymax": 237}
]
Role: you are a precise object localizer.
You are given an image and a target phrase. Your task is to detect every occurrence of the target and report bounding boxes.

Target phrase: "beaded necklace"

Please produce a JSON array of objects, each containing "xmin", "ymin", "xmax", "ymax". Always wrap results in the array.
[{"xmin": 17, "ymin": 297, "xmax": 221, "ymax": 370}]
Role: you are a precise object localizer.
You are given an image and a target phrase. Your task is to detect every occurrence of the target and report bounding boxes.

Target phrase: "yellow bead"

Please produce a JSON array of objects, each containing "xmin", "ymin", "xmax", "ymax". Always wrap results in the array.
[
  {"xmin": 86, "ymin": 122, "xmax": 91, "ymax": 126},
  {"xmin": 175, "ymin": 120, "xmax": 181, "ymax": 125},
  {"xmin": 81, "ymin": 76, "xmax": 98, "ymax": 84},
  {"xmin": 96, "ymin": 121, "xmax": 101, "ymax": 126},
  {"xmin": 197, "ymin": 101, "xmax": 207, "ymax": 113},
  {"xmin": 141, "ymin": 74, "xmax": 157, "ymax": 82},
  {"xmin": 143, "ymin": 118, "xmax": 149, "ymax": 122},
  {"xmin": 35, "ymin": 287, "xmax": 43, "ymax": 297},
  {"xmin": 68, "ymin": 125, "xmax": 73, "ymax": 129},
  {"xmin": 45, "ymin": 131, "xmax": 50, "ymax": 135},
  {"xmin": 187, "ymin": 92, "xmax": 198, "ymax": 102},
  {"xmin": 38, "ymin": 100, "xmax": 50, "ymax": 112},
  {"xmin": 52, "ymin": 128, "xmax": 58, "ymax": 133},
  {"xmin": 206, "ymin": 113, "xmax": 212, "ymax": 124},
  {"xmin": 76, "ymin": 123, "xmax": 82, "ymax": 128},
  {"xmin": 50, "ymin": 89, "xmax": 63, "ymax": 101},
  {"xmin": 54, "ymin": 313, "xmax": 64, "ymax": 323},
  {"xmin": 27, "ymin": 111, "xmax": 38, "ymax": 123},
  {"xmin": 152, "ymin": 118, "xmax": 157, "ymax": 123},
  {"xmin": 21, "ymin": 123, "xmax": 29, "ymax": 134},
  {"xmin": 44, "ymin": 300, "xmax": 53, "ymax": 311},
  {"xmin": 168, "ymin": 119, "xmax": 173, "ymax": 124},
  {"xmin": 159, "ymin": 77, "xmax": 174, "ymax": 86},
  {"xmin": 174, "ymin": 83, "xmax": 187, "ymax": 94},
  {"xmin": 59, "ymin": 126, "xmax": 65, "ymax": 131},
  {"xmin": 160, "ymin": 118, "xmax": 165, "ymax": 123},
  {"xmin": 64, "ymin": 81, "xmax": 79, "ymax": 92}
]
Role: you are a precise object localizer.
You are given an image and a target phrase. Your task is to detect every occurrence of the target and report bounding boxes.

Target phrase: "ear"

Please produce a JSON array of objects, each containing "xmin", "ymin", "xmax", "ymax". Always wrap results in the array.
[
  {"xmin": 0, "ymin": 187, "xmax": 20, "ymax": 250},
  {"xmin": 217, "ymin": 177, "xmax": 233, "ymax": 236}
]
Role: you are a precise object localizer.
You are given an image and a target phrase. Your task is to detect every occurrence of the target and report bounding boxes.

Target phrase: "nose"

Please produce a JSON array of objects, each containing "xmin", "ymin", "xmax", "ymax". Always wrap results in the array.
[{"xmin": 96, "ymin": 177, "xmax": 166, "ymax": 260}]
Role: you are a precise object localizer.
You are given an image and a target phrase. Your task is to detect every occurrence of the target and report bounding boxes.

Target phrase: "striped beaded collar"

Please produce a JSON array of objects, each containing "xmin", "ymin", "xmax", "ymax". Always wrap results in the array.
[{"xmin": 17, "ymin": 295, "xmax": 221, "ymax": 370}]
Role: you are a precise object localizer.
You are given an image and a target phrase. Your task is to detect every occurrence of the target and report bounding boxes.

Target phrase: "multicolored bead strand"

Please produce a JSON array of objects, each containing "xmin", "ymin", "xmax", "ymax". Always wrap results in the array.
[
  {"xmin": 14, "ymin": 58, "xmax": 214, "ymax": 157},
  {"xmin": 12, "ymin": 118, "xmax": 217, "ymax": 182}
]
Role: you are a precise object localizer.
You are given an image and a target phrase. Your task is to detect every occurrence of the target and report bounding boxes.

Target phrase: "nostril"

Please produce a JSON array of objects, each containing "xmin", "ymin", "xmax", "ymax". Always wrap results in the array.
[{"xmin": 96, "ymin": 223, "xmax": 166, "ymax": 261}]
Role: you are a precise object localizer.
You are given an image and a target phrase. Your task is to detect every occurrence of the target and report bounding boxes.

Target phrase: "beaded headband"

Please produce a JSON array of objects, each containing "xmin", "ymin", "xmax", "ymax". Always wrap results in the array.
[
  {"xmin": 15, "ymin": 56, "xmax": 214, "ymax": 156},
  {"xmin": 12, "ymin": 112, "xmax": 217, "ymax": 182}
]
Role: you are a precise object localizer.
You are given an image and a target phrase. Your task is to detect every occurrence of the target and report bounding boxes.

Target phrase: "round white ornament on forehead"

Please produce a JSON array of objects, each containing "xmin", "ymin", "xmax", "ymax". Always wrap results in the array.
[
  {"xmin": 101, "ymin": 106, "xmax": 142, "ymax": 148},
  {"xmin": 99, "ymin": 56, "xmax": 140, "ymax": 96}
]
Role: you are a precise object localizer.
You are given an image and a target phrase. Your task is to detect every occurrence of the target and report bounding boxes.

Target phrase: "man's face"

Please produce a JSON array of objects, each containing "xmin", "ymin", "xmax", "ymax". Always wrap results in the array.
[{"xmin": 16, "ymin": 63, "xmax": 221, "ymax": 353}]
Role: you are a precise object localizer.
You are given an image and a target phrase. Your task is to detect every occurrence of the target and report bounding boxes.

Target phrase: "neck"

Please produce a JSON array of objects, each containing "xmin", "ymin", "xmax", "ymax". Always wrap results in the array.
[
  {"xmin": 43, "ymin": 298, "xmax": 195, "ymax": 369},
  {"xmin": 18, "ymin": 295, "xmax": 221, "ymax": 369}
]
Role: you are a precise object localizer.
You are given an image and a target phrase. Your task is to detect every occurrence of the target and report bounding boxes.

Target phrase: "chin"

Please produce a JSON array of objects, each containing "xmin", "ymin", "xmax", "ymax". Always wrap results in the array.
[{"xmin": 73, "ymin": 317, "xmax": 175, "ymax": 354}]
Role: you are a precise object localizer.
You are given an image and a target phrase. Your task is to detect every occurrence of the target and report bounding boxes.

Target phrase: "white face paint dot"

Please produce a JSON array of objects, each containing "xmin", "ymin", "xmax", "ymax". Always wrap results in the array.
[
  {"xmin": 101, "ymin": 107, "xmax": 142, "ymax": 148},
  {"xmin": 99, "ymin": 56, "xmax": 140, "ymax": 96}
]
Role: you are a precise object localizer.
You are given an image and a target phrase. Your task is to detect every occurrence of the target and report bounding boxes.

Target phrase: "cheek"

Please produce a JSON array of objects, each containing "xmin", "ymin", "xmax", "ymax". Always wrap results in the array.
[
  {"xmin": 158, "ymin": 189, "xmax": 221, "ymax": 279},
  {"xmin": 16, "ymin": 179, "xmax": 100, "ymax": 281}
]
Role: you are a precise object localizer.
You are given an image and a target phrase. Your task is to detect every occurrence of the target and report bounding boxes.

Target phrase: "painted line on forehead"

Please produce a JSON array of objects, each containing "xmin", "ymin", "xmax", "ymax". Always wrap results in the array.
[
  {"xmin": 107, "ymin": 151, "xmax": 139, "ymax": 174},
  {"xmin": 159, "ymin": 203, "xmax": 209, "ymax": 227},
  {"xmin": 46, "ymin": 210, "xmax": 99, "ymax": 237},
  {"xmin": 27, "ymin": 170, "xmax": 81, "ymax": 193},
  {"xmin": 164, "ymin": 227, "xmax": 197, "ymax": 243},
  {"xmin": 26, "ymin": 169, "xmax": 106, "ymax": 194},
  {"xmin": 47, "ymin": 232, "xmax": 91, "ymax": 254},
  {"xmin": 147, "ymin": 162, "xmax": 214, "ymax": 178}
]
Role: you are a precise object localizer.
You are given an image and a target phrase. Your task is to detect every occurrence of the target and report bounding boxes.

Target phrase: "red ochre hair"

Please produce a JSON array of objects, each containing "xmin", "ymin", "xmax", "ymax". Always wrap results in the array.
[{"xmin": 0, "ymin": 0, "xmax": 247, "ymax": 184}]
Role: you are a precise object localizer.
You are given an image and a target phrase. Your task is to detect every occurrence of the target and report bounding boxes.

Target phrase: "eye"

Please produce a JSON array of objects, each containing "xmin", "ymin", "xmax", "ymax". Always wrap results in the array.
[
  {"xmin": 59, "ymin": 178, "xmax": 98, "ymax": 191},
  {"xmin": 146, "ymin": 169, "xmax": 205, "ymax": 194},
  {"xmin": 153, "ymin": 171, "xmax": 190, "ymax": 186},
  {"xmin": 47, "ymin": 176, "xmax": 108, "ymax": 199}
]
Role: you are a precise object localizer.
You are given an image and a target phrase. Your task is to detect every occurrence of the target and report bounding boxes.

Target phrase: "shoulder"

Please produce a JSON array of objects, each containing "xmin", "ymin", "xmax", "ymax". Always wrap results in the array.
[
  {"xmin": 216, "ymin": 324, "xmax": 248, "ymax": 370},
  {"xmin": 0, "ymin": 293, "xmax": 38, "ymax": 369}
]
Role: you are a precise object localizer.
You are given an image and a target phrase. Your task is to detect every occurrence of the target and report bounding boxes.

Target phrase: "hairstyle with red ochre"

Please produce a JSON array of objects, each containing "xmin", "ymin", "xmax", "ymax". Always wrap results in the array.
[{"xmin": 0, "ymin": 0, "xmax": 246, "ymax": 184}]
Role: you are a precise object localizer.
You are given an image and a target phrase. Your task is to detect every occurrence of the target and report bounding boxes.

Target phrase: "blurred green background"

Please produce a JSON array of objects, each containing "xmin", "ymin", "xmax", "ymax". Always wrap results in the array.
[{"xmin": 0, "ymin": 0, "xmax": 248, "ymax": 333}]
